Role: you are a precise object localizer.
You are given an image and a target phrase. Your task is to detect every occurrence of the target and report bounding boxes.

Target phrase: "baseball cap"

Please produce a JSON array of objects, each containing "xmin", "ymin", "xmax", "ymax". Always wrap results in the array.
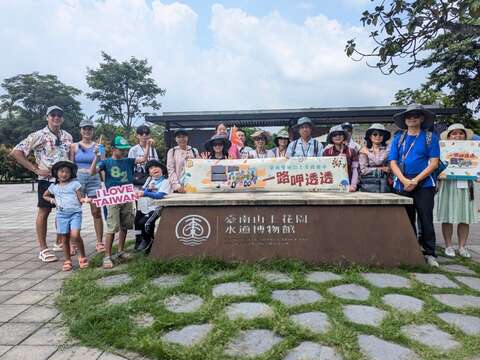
[
  {"xmin": 111, "ymin": 135, "xmax": 131, "ymax": 149},
  {"xmin": 46, "ymin": 106, "xmax": 64, "ymax": 116}
]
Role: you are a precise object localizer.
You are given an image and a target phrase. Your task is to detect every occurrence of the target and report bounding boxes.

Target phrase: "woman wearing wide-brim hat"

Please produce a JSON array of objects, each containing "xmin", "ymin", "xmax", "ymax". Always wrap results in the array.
[
  {"xmin": 202, "ymin": 134, "xmax": 231, "ymax": 160},
  {"xmin": 273, "ymin": 129, "xmax": 290, "ymax": 157},
  {"xmin": 388, "ymin": 103, "xmax": 441, "ymax": 267},
  {"xmin": 322, "ymin": 125, "xmax": 359, "ymax": 192},
  {"xmin": 245, "ymin": 130, "xmax": 275, "ymax": 159},
  {"xmin": 359, "ymin": 123, "xmax": 391, "ymax": 177},
  {"xmin": 436, "ymin": 123, "xmax": 478, "ymax": 259}
]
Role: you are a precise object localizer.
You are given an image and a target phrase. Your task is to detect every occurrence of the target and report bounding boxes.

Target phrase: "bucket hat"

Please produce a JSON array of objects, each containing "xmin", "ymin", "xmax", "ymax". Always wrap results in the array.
[
  {"xmin": 274, "ymin": 129, "xmax": 290, "ymax": 146},
  {"xmin": 364, "ymin": 123, "xmax": 391, "ymax": 142},
  {"xmin": 205, "ymin": 134, "xmax": 231, "ymax": 152},
  {"xmin": 51, "ymin": 160, "xmax": 78, "ymax": 179},
  {"xmin": 251, "ymin": 130, "xmax": 271, "ymax": 142},
  {"xmin": 440, "ymin": 123, "xmax": 474, "ymax": 140},
  {"xmin": 111, "ymin": 135, "xmax": 131, "ymax": 149},
  {"xmin": 393, "ymin": 103, "xmax": 435, "ymax": 130},
  {"xmin": 295, "ymin": 116, "xmax": 314, "ymax": 128},
  {"xmin": 327, "ymin": 125, "xmax": 349, "ymax": 144},
  {"xmin": 145, "ymin": 159, "xmax": 168, "ymax": 177}
]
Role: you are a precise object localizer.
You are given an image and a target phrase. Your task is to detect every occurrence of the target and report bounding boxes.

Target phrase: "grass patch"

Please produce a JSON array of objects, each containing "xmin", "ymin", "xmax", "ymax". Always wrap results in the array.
[{"xmin": 57, "ymin": 250, "xmax": 480, "ymax": 360}]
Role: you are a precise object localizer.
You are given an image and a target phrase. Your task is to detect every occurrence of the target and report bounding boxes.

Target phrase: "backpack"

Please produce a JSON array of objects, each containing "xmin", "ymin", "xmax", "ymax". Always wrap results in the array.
[{"xmin": 291, "ymin": 139, "xmax": 319, "ymax": 157}]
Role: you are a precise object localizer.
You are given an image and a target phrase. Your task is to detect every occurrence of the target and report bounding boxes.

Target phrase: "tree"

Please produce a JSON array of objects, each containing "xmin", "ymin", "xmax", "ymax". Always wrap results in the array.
[
  {"xmin": 0, "ymin": 73, "xmax": 83, "ymax": 145},
  {"xmin": 391, "ymin": 87, "xmax": 451, "ymax": 107},
  {"xmin": 345, "ymin": 0, "xmax": 480, "ymax": 117},
  {"xmin": 86, "ymin": 52, "xmax": 166, "ymax": 132}
]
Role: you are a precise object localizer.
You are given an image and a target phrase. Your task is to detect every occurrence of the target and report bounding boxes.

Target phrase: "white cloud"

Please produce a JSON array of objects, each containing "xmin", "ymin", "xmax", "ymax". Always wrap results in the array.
[{"xmin": 0, "ymin": 0, "xmax": 425, "ymax": 119}]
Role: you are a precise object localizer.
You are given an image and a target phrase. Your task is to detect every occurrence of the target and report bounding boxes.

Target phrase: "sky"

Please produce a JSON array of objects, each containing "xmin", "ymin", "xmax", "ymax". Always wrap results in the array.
[{"xmin": 0, "ymin": 0, "xmax": 428, "ymax": 119}]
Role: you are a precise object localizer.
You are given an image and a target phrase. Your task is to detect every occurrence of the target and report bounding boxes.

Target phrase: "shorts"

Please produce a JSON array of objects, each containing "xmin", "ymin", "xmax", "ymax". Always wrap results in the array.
[
  {"xmin": 106, "ymin": 202, "xmax": 134, "ymax": 234},
  {"xmin": 38, "ymin": 180, "xmax": 55, "ymax": 208},
  {"xmin": 77, "ymin": 172, "xmax": 101, "ymax": 197},
  {"xmin": 56, "ymin": 211, "xmax": 82, "ymax": 234}
]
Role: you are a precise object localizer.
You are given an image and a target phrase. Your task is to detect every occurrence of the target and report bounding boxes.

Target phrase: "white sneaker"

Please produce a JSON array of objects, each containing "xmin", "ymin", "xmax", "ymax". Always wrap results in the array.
[
  {"xmin": 425, "ymin": 255, "xmax": 439, "ymax": 268},
  {"xmin": 458, "ymin": 247, "xmax": 471, "ymax": 258},
  {"xmin": 444, "ymin": 246, "xmax": 456, "ymax": 257}
]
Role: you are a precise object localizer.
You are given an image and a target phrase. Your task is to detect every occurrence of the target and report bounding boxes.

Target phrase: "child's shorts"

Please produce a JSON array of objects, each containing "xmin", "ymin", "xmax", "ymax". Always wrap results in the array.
[
  {"xmin": 106, "ymin": 202, "xmax": 134, "ymax": 234},
  {"xmin": 56, "ymin": 211, "xmax": 82, "ymax": 235}
]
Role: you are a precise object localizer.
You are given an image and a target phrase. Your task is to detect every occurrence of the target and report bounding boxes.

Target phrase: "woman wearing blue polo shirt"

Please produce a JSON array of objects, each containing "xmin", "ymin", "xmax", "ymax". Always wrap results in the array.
[{"xmin": 388, "ymin": 104, "xmax": 440, "ymax": 267}]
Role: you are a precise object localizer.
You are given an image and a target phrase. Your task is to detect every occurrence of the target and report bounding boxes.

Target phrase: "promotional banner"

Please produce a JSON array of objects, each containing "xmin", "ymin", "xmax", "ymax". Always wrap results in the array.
[
  {"xmin": 439, "ymin": 140, "xmax": 480, "ymax": 180},
  {"xmin": 183, "ymin": 157, "xmax": 350, "ymax": 192},
  {"xmin": 92, "ymin": 184, "xmax": 138, "ymax": 206}
]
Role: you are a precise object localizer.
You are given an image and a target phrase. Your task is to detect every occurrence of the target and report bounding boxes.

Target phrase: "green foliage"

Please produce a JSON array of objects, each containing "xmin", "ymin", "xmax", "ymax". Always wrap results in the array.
[
  {"xmin": 346, "ymin": 0, "xmax": 480, "ymax": 119},
  {"xmin": 0, "ymin": 145, "xmax": 35, "ymax": 182},
  {"xmin": 0, "ymin": 72, "xmax": 83, "ymax": 145},
  {"xmin": 86, "ymin": 52, "xmax": 166, "ymax": 132}
]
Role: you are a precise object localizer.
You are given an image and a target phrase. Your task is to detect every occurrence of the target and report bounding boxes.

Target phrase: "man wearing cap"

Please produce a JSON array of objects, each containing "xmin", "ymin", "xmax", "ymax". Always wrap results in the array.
[
  {"xmin": 10, "ymin": 106, "xmax": 73, "ymax": 263},
  {"xmin": 286, "ymin": 117, "xmax": 323, "ymax": 158},
  {"xmin": 388, "ymin": 103, "xmax": 440, "ymax": 267},
  {"xmin": 341, "ymin": 122, "xmax": 362, "ymax": 152},
  {"xmin": 166, "ymin": 129, "xmax": 199, "ymax": 193}
]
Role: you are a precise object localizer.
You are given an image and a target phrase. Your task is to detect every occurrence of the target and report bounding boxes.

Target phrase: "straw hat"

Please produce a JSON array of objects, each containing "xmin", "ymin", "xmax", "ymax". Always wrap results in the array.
[
  {"xmin": 440, "ymin": 123, "xmax": 474, "ymax": 140},
  {"xmin": 251, "ymin": 130, "xmax": 271, "ymax": 142},
  {"xmin": 393, "ymin": 103, "xmax": 435, "ymax": 130},
  {"xmin": 274, "ymin": 129, "xmax": 290, "ymax": 146}
]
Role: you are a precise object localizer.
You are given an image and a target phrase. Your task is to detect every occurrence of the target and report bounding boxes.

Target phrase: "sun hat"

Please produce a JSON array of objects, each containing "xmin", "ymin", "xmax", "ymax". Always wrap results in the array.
[
  {"xmin": 393, "ymin": 103, "xmax": 435, "ymax": 130},
  {"xmin": 274, "ymin": 129, "xmax": 290, "ymax": 146},
  {"xmin": 440, "ymin": 123, "xmax": 474, "ymax": 140},
  {"xmin": 251, "ymin": 130, "xmax": 271, "ymax": 142},
  {"xmin": 111, "ymin": 135, "xmax": 131, "ymax": 149},
  {"xmin": 51, "ymin": 160, "xmax": 78, "ymax": 179},
  {"xmin": 205, "ymin": 134, "xmax": 231, "ymax": 152},
  {"xmin": 295, "ymin": 116, "xmax": 314, "ymax": 128},
  {"xmin": 145, "ymin": 159, "xmax": 168, "ymax": 176},
  {"xmin": 326, "ymin": 125, "xmax": 349, "ymax": 144},
  {"xmin": 174, "ymin": 128, "xmax": 188, "ymax": 137},
  {"xmin": 79, "ymin": 118, "xmax": 95, "ymax": 128},
  {"xmin": 46, "ymin": 105, "xmax": 63, "ymax": 116},
  {"xmin": 364, "ymin": 123, "xmax": 391, "ymax": 142}
]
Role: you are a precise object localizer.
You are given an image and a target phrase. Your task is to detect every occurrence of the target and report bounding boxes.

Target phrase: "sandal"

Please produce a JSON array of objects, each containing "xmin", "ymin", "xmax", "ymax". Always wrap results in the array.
[
  {"xmin": 62, "ymin": 260, "xmax": 73, "ymax": 272},
  {"xmin": 52, "ymin": 243, "xmax": 63, "ymax": 252},
  {"xmin": 38, "ymin": 249, "xmax": 58, "ymax": 263},
  {"xmin": 78, "ymin": 256, "xmax": 89, "ymax": 269},
  {"xmin": 95, "ymin": 242, "xmax": 105, "ymax": 253},
  {"xmin": 102, "ymin": 256, "xmax": 114, "ymax": 269}
]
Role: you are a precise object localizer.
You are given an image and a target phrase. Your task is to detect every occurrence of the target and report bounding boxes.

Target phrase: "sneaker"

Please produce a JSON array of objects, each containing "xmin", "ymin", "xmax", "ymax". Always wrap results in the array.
[
  {"xmin": 444, "ymin": 246, "xmax": 456, "ymax": 257},
  {"xmin": 116, "ymin": 251, "xmax": 131, "ymax": 261},
  {"xmin": 425, "ymin": 255, "xmax": 439, "ymax": 268},
  {"xmin": 458, "ymin": 247, "xmax": 471, "ymax": 258}
]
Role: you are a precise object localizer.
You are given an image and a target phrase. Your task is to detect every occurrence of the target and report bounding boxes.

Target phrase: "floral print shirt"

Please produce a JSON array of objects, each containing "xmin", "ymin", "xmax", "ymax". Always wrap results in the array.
[{"xmin": 14, "ymin": 126, "xmax": 72, "ymax": 180}]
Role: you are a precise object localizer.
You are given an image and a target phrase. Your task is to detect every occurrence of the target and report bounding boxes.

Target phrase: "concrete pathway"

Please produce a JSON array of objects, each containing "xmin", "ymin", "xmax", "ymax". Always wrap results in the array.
[
  {"xmin": 0, "ymin": 183, "xmax": 479, "ymax": 359},
  {"xmin": 0, "ymin": 184, "xmax": 143, "ymax": 359}
]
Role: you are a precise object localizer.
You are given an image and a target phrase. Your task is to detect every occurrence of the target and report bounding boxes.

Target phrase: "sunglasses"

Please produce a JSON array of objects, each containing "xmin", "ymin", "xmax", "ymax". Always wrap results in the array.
[
  {"xmin": 213, "ymin": 142, "xmax": 223, "ymax": 146},
  {"xmin": 255, "ymin": 137, "xmax": 266, "ymax": 141},
  {"xmin": 49, "ymin": 111, "xmax": 63, "ymax": 118},
  {"xmin": 332, "ymin": 132, "xmax": 344, "ymax": 137},
  {"xmin": 371, "ymin": 132, "xmax": 384, "ymax": 137},
  {"xmin": 138, "ymin": 132, "xmax": 150, "ymax": 136},
  {"xmin": 405, "ymin": 111, "xmax": 422, "ymax": 118}
]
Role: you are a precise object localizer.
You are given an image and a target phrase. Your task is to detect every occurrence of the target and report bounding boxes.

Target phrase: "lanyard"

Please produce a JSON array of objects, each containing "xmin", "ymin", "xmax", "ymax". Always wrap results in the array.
[
  {"xmin": 401, "ymin": 135, "xmax": 418, "ymax": 163},
  {"xmin": 299, "ymin": 140, "xmax": 311, "ymax": 157}
]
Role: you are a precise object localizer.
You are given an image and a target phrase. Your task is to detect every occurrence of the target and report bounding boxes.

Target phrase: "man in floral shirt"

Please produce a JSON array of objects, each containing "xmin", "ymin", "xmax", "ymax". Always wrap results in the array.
[{"xmin": 10, "ymin": 106, "xmax": 73, "ymax": 263}]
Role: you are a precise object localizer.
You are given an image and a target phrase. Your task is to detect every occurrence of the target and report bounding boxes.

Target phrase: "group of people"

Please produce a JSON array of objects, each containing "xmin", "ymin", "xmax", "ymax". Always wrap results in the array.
[{"xmin": 10, "ymin": 103, "xmax": 479, "ymax": 270}]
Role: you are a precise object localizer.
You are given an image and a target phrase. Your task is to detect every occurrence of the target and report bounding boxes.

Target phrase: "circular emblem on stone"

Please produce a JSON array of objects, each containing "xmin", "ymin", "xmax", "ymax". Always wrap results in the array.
[{"xmin": 175, "ymin": 215, "xmax": 211, "ymax": 246}]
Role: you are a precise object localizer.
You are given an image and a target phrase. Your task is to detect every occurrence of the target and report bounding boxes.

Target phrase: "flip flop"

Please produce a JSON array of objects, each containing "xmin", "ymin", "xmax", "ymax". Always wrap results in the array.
[
  {"xmin": 62, "ymin": 260, "xmax": 73, "ymax": 272},
  {"xmin": 95, "ymin": 242, "xmax": 105, "ymax": 253},
  {"xmin": 78, "ymin": 256, "xmax": 89, "ymax": 269}
]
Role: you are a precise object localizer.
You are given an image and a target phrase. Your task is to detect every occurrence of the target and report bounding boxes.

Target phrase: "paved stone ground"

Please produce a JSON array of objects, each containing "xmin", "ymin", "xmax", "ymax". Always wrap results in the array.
[
  {"xmin": 0, "ymin": 184, "xmax": 142, "ymax": 359},
  {"xmin": 1, "ymin": 183, "xmax": 480, "ymax": 360}
]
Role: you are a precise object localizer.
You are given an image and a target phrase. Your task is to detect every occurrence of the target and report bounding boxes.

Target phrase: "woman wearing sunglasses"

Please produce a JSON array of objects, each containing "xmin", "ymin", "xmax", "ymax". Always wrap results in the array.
[{"xmin": 358, "ymin": 124, "xmax": 391, "ymax": 192}]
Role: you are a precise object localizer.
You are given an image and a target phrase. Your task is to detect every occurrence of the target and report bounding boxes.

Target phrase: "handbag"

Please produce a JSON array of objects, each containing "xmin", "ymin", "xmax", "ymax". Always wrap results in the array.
[
  {"xmin": 360, "ymin": 171, "xmax": 391, "ymax": 193},
  {"xmin": 133, "ymin": 146, "xmax": 155, "ymax": 186}
]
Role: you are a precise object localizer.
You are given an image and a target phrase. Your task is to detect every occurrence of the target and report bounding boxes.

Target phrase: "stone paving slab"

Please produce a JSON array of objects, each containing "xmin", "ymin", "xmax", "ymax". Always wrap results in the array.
[
  {"xmin": 108, "ymin": 294, "xmax": 135, "ymax": 306},
  {"xmin": 411, "ymin": 273, "xmax": 459, "ymax": 288},
  {"xmin": 0, "ymin": 291, "xmax": 20, "ymax": 303},
  {"xmin": 289, "ymin": 311, "xmax": 330, "ymax": 334},
  {"xmin": 22, "ymin": 323, "xmax": 67, "ymax": 346},
  {"xmin": 343, "ymin": 305, "xmax": 387, "ymax": 327},
  {"xmin": 13, "ymin": 305, "xmax": 59, "ymax": 323},
  {"xmin": 0, "ymin": 346, "xmax": 12, "ymax": 357},
  {"xmin": 3, "ymin": 291, "xmax": 51, "ymax": 305},
  {"xmin": 133, "ymin": 313, "xmax": 155, "ymax": 328},
  {"xmin": 0, "ymin": 322, "xmax": 42, "ymax": 345},
  {"xmin": 152, "ymin": 274, "xmax": 186, "ymax": 289},
  {"xmin": 48, "ymin": 345, "xmax": 104, "ymax": 360},
  {"xmin": 401, "ymin": 324, "xmax": 460, "ymax": 351},
  {"xmin": 382, "ymin": 294, "xmax": 424, "ymax": 313},
  {"xmin": 225, "ymin": 302, "xmax": 274, "ymax": 320},
  {"xmin": 260, "ymin": 271, "xmax": 293, "ymax": 284},
  {"xmin": 327, "ymin": 284, "xmax": 370, "ymax": 301},
  {"xmin": 284, "ymin": 341, "xmax": 343, "ymax": 360},
  {"xmin": 272, "ymin": 290, "xmax": 323, "ymax": 307},
  {"xmin": 164, "ymin": 294, "xmax": 204, "ymax": 313},
  {"xmin": 0, "ymin": 305, "xmax": 30, "ymax": 322},
  {"xmin": 441, "ymin": 264, "xmax": 477, "ymax": 275},
  {"xmin": 361, "ymin": 273, "xmax": 411, "ymax": 288},
  {"xmin": 224, "ymin": 329, "xmax": 283, "ymax": 357},
  {"xmin": 0, "ymin": 278, "xmax": 43, "ymax": 291},
  {"xmin": 306, "ymin": 271, "xmax": 342, "ymax": 283},
  {"xmin": 212, "ymin": 282, "xmax": 257, "ymax": 298},
  {"xmin": 161, "ymin": 324, "xmax": 213, "ymax": 347},
  {"xmin": 433, "ymin": 294, "xmax": 480, "ymax": 309},
  {"xmin": 358, "ymin": 335, "xmax": 419, "ymax": 360},
  {"xmin": 455, "ymin": 276, "xmax": 480, "ymax": 291},
  {"xmin": 96, "ymin": 274, "xmax": 133, "ymax": 288},
  {"xmin": 29, "ymin": 279, "xmax": 64, "ymax": 292},
  {"xmin": 438, "ymin": 312, "xmax": 480, "ymax": 335},
  {"xmin": 0, "ymin": 345, "xmax": 58, "ymax": 360}
]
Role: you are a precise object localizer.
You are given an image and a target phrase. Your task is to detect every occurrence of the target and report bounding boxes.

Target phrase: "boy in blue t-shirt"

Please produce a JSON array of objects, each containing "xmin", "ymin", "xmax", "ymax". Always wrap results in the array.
[
  {"xmin": 388, "ymin": 104, "xmax": 440, "ymax": 267},
  {"xmin": 90, "ymin": 135, "xmax": 153, "ymax": 268}
]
